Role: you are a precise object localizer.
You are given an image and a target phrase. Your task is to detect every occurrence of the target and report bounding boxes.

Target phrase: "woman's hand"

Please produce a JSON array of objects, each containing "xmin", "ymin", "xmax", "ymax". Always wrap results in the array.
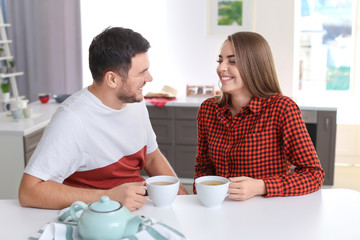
[{"xmin": 228, "ymin": 177, "xmax": 267, "ymax": 201}]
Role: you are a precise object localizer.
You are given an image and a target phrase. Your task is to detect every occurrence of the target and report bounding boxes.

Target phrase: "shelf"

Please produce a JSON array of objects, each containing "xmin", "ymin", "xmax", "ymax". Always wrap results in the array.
[
  {"xmin": 0, "ymin": 56, "xmax": 13, "ymax": 61},
  {"xmin": 0, "ymin": 40, "xmax": 12, "ymax": 44},
  {"xmin": 186, "ymin": 84, "xmax": 215, "ymax": 97},
  {"xmin": 0, "ymin": 5, "xmax": 22, "ymax": 100},
  {"xmin": 0, "ymin": 72, "xmax": 24, "ymax": 78}
]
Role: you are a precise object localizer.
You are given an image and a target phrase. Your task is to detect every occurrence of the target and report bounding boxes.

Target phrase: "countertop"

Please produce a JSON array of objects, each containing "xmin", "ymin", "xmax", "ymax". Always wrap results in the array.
[
  {"xmin": 146, "ymin": 96, "xmax": 210, "ymax": 107},
  {"xmin": 0, "ymin": 100, "xmax": 60, "ymax": 136},
  {"xmin": 0, "ymin": 97, "xmax": 337, "ymax": 137},
  {"xmin": 146, "ymin": 95, "xmax": 337, "ymax": 111}
]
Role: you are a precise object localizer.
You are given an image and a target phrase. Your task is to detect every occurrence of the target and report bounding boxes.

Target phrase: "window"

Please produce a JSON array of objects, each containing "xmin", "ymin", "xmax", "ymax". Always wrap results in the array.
[
  {"xmin": 299, "ymin": 0, "xmax": 353, "ymax": 91},
  {"xmin": 297, "ymin": 0, "xmax": 359, "ymax": 124}
]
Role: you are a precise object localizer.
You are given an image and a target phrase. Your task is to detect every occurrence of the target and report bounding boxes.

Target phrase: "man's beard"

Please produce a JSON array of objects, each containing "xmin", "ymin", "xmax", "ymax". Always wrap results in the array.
[{"xmin": 116, "ymin": 85, "xmax": 143, "ymax": 103}]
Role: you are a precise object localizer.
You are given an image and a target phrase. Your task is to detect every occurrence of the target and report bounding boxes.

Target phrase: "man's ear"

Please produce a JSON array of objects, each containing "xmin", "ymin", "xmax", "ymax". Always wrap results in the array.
[{"xmin": 103, "ymin": 71, "xmax": 119, "ymax": 89}]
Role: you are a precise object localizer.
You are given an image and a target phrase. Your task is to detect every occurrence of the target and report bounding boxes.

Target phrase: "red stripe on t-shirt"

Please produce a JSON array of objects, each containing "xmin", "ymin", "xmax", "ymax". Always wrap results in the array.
[{"xmin": 63, "ymin": 147, "xmax": 146, "ymax": 189}]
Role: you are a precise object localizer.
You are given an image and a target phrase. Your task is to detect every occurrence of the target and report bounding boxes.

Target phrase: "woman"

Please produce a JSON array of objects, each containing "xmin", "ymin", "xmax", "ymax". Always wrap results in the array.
[{"xmin": 195, "ymin": 32, "xmax": 324, "ymax": 200}]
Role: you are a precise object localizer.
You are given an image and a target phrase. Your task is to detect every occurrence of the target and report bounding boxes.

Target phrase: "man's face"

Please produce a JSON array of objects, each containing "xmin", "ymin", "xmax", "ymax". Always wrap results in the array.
[{"xmin": 116, "ymin": 52, "xmax": 153, "ymax": 103}]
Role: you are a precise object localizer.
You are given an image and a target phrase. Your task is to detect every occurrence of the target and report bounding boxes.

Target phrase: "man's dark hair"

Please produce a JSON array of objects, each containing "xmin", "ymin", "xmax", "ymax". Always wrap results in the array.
[{"xmin": 89, "ymin": 27, "xmax": 150, "ymax": 83}]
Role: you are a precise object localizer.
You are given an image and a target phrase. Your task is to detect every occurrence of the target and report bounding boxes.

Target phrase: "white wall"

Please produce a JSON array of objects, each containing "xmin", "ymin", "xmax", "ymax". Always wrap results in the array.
[{"xmin": 80, "ymin": 0, "xmax": 295, "ymax": 98}]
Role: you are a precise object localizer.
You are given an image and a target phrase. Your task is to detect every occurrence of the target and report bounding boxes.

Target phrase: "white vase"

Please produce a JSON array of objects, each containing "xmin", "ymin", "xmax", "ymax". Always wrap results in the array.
[{"xmin": 1, "ymin": 92, "xmax": 10, "ymax": 102}]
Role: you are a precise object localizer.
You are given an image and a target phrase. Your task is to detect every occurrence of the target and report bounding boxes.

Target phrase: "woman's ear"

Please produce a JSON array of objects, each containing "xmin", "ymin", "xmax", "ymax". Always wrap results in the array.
[{"xmin": 103, "ymin": 71, "xmax": 119, "ymax": 89}]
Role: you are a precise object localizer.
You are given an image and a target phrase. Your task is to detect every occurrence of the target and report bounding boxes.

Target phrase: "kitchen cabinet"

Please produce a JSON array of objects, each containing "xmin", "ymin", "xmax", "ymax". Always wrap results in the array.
[
  {"xmin": 0, "ymin": 101, "xmax": 60, "ymax": 198},
  {"xmin": 23, "ymin": 128, "xmax": 44, "ymax": 165},
  {"xmin": 147, "ymin": 101, "xmax": 337, "ymax": 185},
  {"xmin": 301, "ymin": 109, "xmax": 337, "ymax": 185},
  {"xmin": 147, "ymin": 106, "xmax": 175, "ymax": 167},
  {"xmin": 147, "ymin": 106, "xmax": 198, "ymax": 179}
]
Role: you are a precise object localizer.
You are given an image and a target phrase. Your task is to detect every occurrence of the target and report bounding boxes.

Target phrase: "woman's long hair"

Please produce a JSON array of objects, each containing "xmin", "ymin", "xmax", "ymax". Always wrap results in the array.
[{"xmin": 216, "ymin": 32, "xmax": 282, "ymax": 105}]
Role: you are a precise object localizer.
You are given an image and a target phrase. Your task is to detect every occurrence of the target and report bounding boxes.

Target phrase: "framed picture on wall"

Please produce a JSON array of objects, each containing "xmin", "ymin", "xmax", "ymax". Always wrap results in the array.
[{"xmin": 207, "ymin": 0, "xmax": 255, "ymax": 36}]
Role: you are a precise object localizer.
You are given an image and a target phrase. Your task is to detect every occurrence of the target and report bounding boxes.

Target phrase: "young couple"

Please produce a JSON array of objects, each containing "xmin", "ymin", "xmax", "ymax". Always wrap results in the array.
[{"xmin": 19, "ymin": 27, "xmax": 323, "ymax": 211}]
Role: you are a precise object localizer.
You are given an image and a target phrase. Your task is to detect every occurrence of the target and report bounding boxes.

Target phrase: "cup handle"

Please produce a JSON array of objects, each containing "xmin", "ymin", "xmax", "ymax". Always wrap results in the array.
[{"xmin": 143, "ymin": 186, "xmax": 148, "ymax": 196}]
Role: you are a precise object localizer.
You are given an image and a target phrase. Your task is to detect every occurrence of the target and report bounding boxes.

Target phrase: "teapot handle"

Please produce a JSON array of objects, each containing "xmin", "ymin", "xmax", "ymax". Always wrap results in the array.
[{"xmin": 70, "ymin": 201, "xmax": 88, "ymax": 222}]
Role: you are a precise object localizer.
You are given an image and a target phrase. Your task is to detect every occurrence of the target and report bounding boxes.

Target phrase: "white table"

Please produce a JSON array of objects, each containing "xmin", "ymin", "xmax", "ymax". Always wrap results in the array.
[{"xmin": 1, "ymin": 189, "xmax": 359, "ymax": 240}]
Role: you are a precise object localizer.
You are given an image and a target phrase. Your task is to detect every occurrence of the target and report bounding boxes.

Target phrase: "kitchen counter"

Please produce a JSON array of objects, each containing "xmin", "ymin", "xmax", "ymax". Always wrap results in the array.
[
  {"xmin": 0, "ymin": 100, "xmax": 61, "ymax": 199},
  {"xmin": 146, "ymin": 95, "xmax": 338, "ymax": 111},
  {"xmin": 0, "ymin": 100, "xmax": 60, "ymax": 136}
]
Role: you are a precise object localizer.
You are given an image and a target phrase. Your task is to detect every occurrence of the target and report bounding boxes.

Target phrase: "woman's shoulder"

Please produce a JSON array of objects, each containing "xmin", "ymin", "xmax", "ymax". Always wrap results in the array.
[
  {"xmin": 271, "ymin": 94, "xmax": 299, "ymax": 109},
  {"xmin": 200, "ymin": 96, "xmax": 220, "ymax": 109}
]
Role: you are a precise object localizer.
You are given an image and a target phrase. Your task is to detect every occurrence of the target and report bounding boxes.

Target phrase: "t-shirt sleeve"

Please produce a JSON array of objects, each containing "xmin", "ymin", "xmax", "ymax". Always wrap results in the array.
[{"xmin": 24, "ymin": 108, "xmax": 86, "ymax": 183}]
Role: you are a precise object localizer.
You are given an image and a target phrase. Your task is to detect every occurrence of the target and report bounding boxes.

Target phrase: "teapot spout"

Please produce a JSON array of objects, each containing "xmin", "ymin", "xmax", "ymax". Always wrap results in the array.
[{"xmin": 123, "ymin": 215, "xmax": 147, "ymax": 238}]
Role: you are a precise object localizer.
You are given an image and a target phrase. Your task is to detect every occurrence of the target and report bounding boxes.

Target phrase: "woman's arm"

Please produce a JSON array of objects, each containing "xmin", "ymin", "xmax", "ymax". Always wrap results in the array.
[{"xmin": 263, "ymin": 100, "xmax": 324, "ymax": 197}]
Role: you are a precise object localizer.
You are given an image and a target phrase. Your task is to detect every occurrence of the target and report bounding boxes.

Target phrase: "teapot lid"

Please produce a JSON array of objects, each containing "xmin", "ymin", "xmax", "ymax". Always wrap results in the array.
[{"xmin": 89, "ymin": 196, "xmax": 121, "ymax": 212}]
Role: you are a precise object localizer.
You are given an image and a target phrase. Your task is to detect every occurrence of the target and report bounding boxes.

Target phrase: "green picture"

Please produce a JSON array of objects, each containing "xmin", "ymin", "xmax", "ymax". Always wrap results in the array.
[{"xmin": 218, "ymin": 1, "xmax": 243, "ymax": 26}]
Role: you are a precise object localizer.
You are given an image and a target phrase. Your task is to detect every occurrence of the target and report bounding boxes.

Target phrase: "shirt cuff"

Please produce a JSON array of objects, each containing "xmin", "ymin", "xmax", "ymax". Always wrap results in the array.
[{"xmin": 263, "ymin": 178, "xmax": 284, "ymax": 197}]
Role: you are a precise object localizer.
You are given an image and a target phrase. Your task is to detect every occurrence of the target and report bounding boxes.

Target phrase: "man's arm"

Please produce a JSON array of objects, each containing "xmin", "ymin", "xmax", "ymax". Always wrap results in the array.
[
  {"xmin": 144, "ymin": 148, "xmax": 188, "ymax": 195},
  {"xmin": 18, "ymin": 173, "xmax": 147, "ymax": 211}
]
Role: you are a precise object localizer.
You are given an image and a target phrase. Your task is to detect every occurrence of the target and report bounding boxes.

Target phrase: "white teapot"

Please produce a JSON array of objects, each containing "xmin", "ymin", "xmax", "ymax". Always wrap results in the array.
[{"xmin": 10, "ymin": 98, "xmax": 28, "ymax": 110}]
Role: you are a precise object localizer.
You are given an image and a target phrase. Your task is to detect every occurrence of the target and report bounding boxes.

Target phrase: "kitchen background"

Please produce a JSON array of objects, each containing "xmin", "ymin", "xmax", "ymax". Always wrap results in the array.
[{"xmin": 2, "ymin": 0, "xmax": 359, "ymax": 189}]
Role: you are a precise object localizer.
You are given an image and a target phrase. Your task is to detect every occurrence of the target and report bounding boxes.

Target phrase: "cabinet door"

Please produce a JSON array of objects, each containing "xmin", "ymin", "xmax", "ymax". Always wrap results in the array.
[
  {"xmin": 175, "ymin": 120, "xmax": 197, "ymax": 145},
  {"xmin": 316, "ymin": 111, "xmax": 336, "ymax": 185},
  {"xmin": 151, "ymin": 119, "xmax": 174, "ymax": 144},
  {"xmin": 175, "ymin": 145, "xmax": 197, "ymax": 178},
  {"xmin": 23, "ymin": 128, "xmax": 44, "ymax": 165},
  {"xmin": 158, "ymin": 143, "xmax": 175, "ymax": 167},
  {"xmin": 175, "ymin": 107, "xmax": 198, "ymax": 119},
  {"xmin": 147, "ymin": 106, "xmax": 174, "ymax": 119}
]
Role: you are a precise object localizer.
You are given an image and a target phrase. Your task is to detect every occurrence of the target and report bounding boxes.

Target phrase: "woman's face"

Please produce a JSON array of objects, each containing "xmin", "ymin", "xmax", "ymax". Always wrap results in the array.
[{"xmin": 216, "ymin": 40, "xmax": 248, "ymax": 95}]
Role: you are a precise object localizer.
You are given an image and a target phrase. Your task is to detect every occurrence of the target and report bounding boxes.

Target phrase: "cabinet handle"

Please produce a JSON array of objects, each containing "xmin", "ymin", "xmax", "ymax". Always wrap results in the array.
[{"xmin": 325, "ymin": 118, "xmax": 329, "ymax": 131}]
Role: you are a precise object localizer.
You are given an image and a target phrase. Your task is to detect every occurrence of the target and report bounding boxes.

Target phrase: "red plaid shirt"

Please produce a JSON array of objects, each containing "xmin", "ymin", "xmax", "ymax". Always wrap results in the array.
[{"xmin": 195, "ymin": 93, "xmax": 324, "ymax": 197}]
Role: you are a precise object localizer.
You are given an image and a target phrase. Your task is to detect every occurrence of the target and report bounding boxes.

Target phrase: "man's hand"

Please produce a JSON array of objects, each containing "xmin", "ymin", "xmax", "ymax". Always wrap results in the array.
[
  {"xmin": 106, "ymin": 181, "xmax": 147, "ymax": 211},
  {"xmin": 228, "ymin": 177, "xmax": 267, "ymax": 201}
]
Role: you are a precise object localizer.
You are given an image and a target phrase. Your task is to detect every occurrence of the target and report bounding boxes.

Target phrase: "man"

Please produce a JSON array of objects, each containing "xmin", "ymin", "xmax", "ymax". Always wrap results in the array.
[{"xmin": 18, "ymin": 27, "xmax": 187, "ymax": 211}]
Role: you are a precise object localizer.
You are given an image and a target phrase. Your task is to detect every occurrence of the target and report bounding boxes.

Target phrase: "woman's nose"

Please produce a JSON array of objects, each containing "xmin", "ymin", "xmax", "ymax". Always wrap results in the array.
[{"xmin": 218, "ymin": 62, "xmax": 228, "ymax": 72}]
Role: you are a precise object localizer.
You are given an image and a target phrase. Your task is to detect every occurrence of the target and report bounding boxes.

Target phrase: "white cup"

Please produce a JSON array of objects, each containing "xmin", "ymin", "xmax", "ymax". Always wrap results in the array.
[
  {"xmin": 11, "ymin": 108, "xmax": 23, "ymax": 120},
  {"xmin": 23, "ymin": 106, "xmax": 33, "ymax": 118},
  {"xmin": 145, "ymin": 175, "xmax": 180, "ymax": 207},
  {"xmin": 195, "ymin": 176, "xmax": 230, "ymax": 208}
]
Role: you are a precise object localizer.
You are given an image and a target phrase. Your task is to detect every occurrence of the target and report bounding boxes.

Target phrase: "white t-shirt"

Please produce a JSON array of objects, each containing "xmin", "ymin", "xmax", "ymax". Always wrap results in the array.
[{"xmin": 25, "ymin": 88, "xmax": 158, "ymax": 189}]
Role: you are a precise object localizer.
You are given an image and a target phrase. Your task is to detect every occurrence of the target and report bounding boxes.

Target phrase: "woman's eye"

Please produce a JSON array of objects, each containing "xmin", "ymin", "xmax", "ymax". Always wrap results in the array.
[{"xmin": 216, "ymin": 59, "xmax": 235, "ymax": 64}]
